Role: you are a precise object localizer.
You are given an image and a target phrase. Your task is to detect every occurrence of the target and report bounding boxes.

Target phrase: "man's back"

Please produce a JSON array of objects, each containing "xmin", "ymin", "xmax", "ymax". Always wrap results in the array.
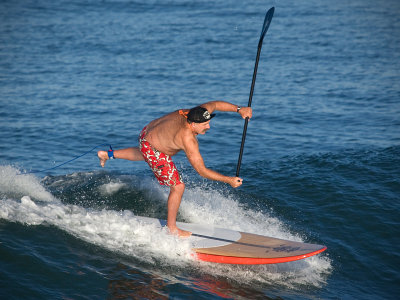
[{"xmin": 145, "ymin": 110, "xmax": 190, "ymax": 156}]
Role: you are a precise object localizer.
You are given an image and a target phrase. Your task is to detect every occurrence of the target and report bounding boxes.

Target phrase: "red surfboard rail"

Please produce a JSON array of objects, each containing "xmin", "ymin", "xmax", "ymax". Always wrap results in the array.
[{"xmin": 195, "ymin": 246, "xmax": 327, "ymax": 264}]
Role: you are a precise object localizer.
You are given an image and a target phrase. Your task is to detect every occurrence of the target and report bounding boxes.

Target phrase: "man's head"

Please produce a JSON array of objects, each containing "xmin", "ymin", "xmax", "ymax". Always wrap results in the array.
[
  {"xmin": 187, "ymin": 106, "xmax": 215, "ymax": 124},
  {"xmin": 187, "ymin": 106, "xmax": 215, "ymax": 135}
]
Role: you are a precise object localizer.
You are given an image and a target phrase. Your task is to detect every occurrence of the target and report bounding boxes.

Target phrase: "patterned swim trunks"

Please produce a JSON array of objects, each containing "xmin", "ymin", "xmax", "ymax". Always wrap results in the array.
[{"xmin": 139, "ymin": 126, "xmax": 183, "ymax": 187}]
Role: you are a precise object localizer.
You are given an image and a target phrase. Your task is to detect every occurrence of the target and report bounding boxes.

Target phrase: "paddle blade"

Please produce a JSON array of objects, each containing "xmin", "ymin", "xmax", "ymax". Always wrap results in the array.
[{"xmin": 260, "ymin": 7, "xmax": 275, "ymax": 44}]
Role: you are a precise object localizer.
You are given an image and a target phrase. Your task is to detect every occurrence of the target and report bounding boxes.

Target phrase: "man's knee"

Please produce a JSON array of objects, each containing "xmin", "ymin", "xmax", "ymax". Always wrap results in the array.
[{"xmin": 170, "ymin": 182, "xmax": 185, "ymax": 194}]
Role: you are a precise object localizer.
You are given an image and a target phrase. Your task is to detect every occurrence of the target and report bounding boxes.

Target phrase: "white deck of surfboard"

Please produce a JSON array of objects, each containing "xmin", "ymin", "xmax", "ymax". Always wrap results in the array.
[{"xmin": 134, "ymin": 216, "xmax": 242, "ymax": 249}]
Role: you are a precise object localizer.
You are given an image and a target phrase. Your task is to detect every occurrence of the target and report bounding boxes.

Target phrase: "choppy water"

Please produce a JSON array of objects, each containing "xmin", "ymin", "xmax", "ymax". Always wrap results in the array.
[{"xmin": 1, "ymin": 0, "xmax": 399, "ymax": 299}]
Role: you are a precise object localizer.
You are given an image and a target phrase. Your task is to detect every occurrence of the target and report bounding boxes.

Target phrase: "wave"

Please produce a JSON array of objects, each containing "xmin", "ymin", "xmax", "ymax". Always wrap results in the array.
[{"xmin": 0, "ymin": 165, "xmax": 332, "ymax": 288}]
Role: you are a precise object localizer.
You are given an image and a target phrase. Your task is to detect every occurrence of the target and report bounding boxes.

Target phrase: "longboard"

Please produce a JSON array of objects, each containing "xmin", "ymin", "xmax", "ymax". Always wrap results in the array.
[{"xmin": 135, "ymin": 216, "xmax": 327, "ymax": 265}]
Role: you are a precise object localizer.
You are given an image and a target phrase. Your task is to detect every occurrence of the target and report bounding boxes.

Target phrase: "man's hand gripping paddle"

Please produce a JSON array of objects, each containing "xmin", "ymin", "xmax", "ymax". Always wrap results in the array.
[{"xmin": 236, "ymin": 7, "xmax": 275, "ymax": 178}]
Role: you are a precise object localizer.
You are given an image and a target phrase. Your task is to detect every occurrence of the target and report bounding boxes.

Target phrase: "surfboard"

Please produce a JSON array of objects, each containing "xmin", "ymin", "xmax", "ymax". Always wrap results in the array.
[{"xmin": 135, "ymin": 216, "xmax": 327, "ymax": 265}]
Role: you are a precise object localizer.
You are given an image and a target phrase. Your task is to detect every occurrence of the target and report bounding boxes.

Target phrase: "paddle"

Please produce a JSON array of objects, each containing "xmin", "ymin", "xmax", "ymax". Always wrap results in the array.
[{"xmin": 236, "ymin": 7, "xmax": 275, "ymax": 177}]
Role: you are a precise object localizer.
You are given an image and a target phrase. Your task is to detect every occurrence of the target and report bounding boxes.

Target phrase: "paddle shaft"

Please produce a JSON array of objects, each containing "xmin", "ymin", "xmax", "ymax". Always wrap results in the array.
[
  {"xmin": 235, "ymin": 45, "xmax": 261, "ymax": 177},
  {"xmin": 236, "ymin": 7, "xmax": 274, "ymax": 177}
]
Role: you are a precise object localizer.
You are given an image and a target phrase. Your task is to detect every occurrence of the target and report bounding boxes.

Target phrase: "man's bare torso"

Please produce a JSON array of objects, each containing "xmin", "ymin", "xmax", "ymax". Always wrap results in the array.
[{"xmin": 144, "ymin": 110, "xmax": 192, "ymax": 156}]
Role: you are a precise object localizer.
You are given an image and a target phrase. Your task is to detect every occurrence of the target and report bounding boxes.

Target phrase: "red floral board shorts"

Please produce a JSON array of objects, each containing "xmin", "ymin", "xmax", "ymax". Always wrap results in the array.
[{"xmin": 139, "ymin": 126, "xmax": 183, "ymax": 187}]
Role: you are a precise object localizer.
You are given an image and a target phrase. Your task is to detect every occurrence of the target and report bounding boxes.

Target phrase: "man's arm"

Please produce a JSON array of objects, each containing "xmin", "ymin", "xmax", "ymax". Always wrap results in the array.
[
  {"xmin": 200, "ymin": 101, "xmax": 252, "ymax": 119},
  {"xmin": 182, "ymin": 133, "xmax": 242, "ymax": 188}
]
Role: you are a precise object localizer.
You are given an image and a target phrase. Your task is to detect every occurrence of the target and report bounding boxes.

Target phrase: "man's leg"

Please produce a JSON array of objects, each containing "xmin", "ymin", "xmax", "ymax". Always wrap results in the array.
[
  {"xmin": 97, "ymin": 147, "xmax": 144, "ymax": 167},
  {"xmin": 167, "ymin": 183, "xmax": 192, "ymax": 237}
]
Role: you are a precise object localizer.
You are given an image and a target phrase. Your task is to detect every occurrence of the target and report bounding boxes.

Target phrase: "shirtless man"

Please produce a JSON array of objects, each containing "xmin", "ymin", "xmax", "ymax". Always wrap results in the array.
[{"xmin": 97, "ymin": 101, "xmax": 252, "ymax": 237}]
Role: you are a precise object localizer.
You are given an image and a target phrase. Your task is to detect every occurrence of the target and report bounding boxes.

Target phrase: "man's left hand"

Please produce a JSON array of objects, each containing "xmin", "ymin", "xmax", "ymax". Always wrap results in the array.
[{"xmin": 228, "ymin": 177, "xmax": 243, "ymax": 188}]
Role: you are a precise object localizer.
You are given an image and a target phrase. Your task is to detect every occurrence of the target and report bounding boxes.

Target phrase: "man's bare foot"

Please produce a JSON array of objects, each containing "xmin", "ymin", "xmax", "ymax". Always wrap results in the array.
[
  {"xmin": 168, "ymin": 226, "xmax": 192, "ymax": 238},
  {"xmin": 97, "ymin": 150, "xmax": 109, "ymax": 167}
]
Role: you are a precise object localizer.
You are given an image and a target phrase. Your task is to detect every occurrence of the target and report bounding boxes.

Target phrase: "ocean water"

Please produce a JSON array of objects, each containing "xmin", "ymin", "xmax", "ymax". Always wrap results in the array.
[{"xmin": 1, "ymin": 0, "xmax": 399, "ymax": 299}]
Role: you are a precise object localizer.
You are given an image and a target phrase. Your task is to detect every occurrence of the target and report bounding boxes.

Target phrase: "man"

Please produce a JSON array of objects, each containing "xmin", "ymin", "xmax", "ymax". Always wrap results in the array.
[{"xmin": 97, "ymin": 101, "xmax": 252, "ymax": 237}]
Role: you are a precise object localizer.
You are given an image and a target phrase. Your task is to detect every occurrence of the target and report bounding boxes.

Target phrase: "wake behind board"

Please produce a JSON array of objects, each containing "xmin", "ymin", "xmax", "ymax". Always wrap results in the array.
[{"xmin": 135, "ymin": 216, "xmax": 327, "ymax": 265}]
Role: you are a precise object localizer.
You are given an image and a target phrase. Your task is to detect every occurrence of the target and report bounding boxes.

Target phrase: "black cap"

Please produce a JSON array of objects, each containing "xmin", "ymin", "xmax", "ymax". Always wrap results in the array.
[{"xmin": 187, "ymin": 106, "xmax": 215, "ymax": 123}]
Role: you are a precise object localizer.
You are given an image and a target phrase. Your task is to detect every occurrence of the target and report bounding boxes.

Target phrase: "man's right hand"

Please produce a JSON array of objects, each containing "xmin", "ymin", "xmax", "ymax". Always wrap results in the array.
[
  {"xmin": 229, "ymin": 177, "xmax": 243, "ymax": 188},
  {"xmin": 239, "ymin": 107, "xmax": 252, "ymax": 119}
]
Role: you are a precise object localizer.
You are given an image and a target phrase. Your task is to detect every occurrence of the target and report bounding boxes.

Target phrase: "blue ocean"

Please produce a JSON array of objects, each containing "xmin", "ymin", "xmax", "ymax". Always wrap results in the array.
[{"xmin": 1, "ymin": 0, "xmax": 399, "ymax": 299}]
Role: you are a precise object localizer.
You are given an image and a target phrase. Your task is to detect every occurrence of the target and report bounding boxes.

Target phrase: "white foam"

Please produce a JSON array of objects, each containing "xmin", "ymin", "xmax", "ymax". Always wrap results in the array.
[
  {"xmin": 180, "ymin": 185, "xmax": 300, "ymax": 241},
  {"xmin": 99, "ymin": 181, "xmax": 126, "ymax": 195},
  {"xmin": 0, "ymin": 195, "xmax": 194, "ymax": 265},
  {"xmin": 0, "ymin": 165, "xmax": 55, "ymax": 202}
]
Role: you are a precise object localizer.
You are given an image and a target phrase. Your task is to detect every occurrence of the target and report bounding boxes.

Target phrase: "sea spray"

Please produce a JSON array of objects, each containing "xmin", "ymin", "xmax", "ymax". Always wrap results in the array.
[{"xmin": 0, "ymin": 165, "xmax": 55, "ymax": 202}]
